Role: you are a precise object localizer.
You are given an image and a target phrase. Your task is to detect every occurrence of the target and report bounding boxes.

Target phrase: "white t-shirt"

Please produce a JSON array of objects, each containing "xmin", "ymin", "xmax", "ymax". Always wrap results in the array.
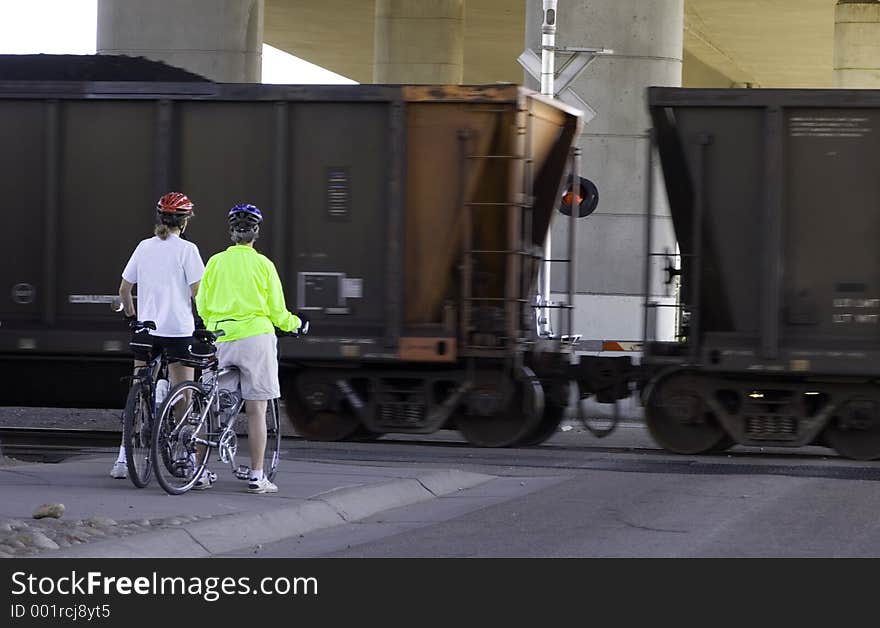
[{"xmin": 121, "ymin": 234, "xmax": 205, "ymax": 337}]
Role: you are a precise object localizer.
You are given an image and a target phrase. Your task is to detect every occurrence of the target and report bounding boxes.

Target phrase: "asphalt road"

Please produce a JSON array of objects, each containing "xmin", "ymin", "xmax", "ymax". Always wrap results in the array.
[
  {"xmin": 218, "ymin": 423, "xmax": 880, "ymax": 558},
  {"xmin": 4, "ymin": 406, "xmax": 879, "ymax": 557}
]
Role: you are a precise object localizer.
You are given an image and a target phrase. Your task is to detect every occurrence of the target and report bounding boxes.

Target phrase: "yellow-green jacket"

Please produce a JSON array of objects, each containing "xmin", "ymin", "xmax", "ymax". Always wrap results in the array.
[{"xmin": 196, "ymin": 245, "xmax": 302, "ymax": 342}]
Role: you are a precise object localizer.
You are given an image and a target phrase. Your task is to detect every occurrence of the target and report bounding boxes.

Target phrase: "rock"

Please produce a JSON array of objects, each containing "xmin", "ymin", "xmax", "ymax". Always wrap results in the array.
[
  {"xmin": 33, "ymin": 503, "xmax": 65, "ymax": 519},
  {"xmin": 33, "ymin": 533, "xmax": 59, "ymax": 550},
  {"xmin": 68, "ymin": 528, "xmax": 92, "ymax": 541},
  {"xmin": 17, "ymin": 531, "xmax": 60, "ymax": 551},
  {"xmin": 85, "ymin": 516, "xmax": 117, "ymax": 527}
]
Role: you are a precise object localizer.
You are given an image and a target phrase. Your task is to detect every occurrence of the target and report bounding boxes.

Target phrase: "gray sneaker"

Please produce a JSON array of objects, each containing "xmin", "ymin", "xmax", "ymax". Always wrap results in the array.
[
  {"xmin": 247, "ymin": 477, "xmax": 278, "ymax": 494},
  {"xmin": 110, "ymin": 461, "xmax": 127, "ymax": 479}
]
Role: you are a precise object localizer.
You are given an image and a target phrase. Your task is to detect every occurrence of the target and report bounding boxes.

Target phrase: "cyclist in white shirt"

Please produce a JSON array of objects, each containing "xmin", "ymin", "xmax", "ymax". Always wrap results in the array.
[{"xmin": 112, "ymin": 192, "xmax": 206, "ymax": 481}]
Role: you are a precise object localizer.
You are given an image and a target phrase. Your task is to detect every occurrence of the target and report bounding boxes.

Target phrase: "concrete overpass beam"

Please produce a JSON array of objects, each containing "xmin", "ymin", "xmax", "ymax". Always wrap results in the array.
[
  {"xmin": 374, "ymin": 0, "xmax": 464, "ymax": 84},
  {"xmin": 834, "ymin": 0, "xmax": 880, "ymax": 87},
  {"xmin": 97, "ymin": 0, "xmax": 264, "ymax": 83}
]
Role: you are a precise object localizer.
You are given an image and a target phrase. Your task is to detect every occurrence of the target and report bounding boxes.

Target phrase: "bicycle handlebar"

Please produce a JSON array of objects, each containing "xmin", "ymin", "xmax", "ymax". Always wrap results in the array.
[
  {"xmin": 191, "ymin": 323, "xmax": 308, "ymax": 344},
  {"xmin": 194, "ymin": 329, "xmax": 225, "ymax": 343}
]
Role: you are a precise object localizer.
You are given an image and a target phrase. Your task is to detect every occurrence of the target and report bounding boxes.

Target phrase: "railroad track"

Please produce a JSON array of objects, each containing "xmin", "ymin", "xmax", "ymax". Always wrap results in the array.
[
  {"xmin": 0, "ymin": 427, "xmax": 122, "ymax": 461},
  {"xmin": 5, "ymin": 427, "xmax": 878, "ymax": 484},
  {"xmin": 0, "ymin": 426, "xmax": 302, "ymax": 462}
]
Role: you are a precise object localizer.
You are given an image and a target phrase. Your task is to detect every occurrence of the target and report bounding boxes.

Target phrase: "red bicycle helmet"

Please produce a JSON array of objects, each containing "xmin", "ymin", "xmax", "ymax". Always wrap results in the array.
[{"xmin": 156, "ymin": 192, "xmax": 194, "ymax": 216}]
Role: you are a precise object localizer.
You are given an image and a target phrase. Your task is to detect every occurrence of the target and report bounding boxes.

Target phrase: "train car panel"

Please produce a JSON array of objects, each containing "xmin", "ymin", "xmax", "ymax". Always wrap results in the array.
[{"xmin": 0, "ymin": 101, "xmax": 45, "ymax": 327}]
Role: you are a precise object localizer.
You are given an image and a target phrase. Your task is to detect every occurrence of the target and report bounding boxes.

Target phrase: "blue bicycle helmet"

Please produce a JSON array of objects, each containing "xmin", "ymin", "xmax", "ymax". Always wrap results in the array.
[
  {"xmin": 228, "ymin": 203, "xmax": 263, "ymax": 243},
  {"xmin": 227, "ymin": 203, "xmax": 263, "ymax": 224}
]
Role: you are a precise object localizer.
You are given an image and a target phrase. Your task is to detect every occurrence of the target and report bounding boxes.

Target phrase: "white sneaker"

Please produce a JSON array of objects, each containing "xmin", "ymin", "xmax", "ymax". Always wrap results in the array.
[
  {"xmin": 247, "ymin": 476, "xmax": 278, "ymax": 494},
  {"xmin": 193, "ymin": 469, "xmax": 217, "ymax": 490},
  {"xmin": 110, "ymin": 461, "xmax": 127, "ymax": 479}
]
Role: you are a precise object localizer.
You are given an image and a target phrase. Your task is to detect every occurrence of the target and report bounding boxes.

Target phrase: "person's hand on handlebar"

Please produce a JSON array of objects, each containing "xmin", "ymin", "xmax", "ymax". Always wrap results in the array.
[
  {"xmin": 295, "ymin": 312, "xmax": 310, "ymax": 335},
  {"xmin": 276, "ymin": 325, "xmax": 308, "ymax": 338}
]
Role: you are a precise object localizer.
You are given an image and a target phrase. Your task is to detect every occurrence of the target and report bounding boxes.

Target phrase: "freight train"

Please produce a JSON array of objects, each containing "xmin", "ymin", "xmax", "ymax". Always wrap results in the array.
[
  {"xmin": 5, "ymin": 68, "xmax": 880, "ymax": 460},
  {"xmin": 0, "ymin": 76, "xmax": 631, "ymax": 449}
]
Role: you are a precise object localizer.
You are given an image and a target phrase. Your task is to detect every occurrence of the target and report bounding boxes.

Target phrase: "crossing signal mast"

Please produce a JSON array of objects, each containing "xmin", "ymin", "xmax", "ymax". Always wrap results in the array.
[{"xmin": 519, "ymin": 1, "xmax": 612, "ymax": 338}]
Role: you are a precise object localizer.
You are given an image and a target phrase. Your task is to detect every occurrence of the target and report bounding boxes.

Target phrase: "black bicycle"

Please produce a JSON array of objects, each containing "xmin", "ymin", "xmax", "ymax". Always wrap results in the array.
[{"xmin": 121, "ymin": 319, "xmax": 171, "ymax": 488}]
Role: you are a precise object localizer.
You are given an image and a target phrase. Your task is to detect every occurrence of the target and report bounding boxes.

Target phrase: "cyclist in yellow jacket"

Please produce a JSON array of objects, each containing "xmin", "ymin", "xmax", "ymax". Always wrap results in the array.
[{"xmin": 195, "ymin": 203, "xmax": 306, "ymax": 493}]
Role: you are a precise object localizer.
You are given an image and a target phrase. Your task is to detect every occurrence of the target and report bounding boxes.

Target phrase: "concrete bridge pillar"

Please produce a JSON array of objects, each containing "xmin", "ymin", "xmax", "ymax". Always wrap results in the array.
[
  {"xmin": 374, "ymin": 0, "xmax": 464, "ymax": 84},
  {"xmin": 526, "ymin": 0, "xmax": 683, "ymax": 342},
  {"xmin": 97, "ymin": 0, "xmax": 264, "ymax": 83},
  {"xmin": 834, "ymin": 0, "xmax": 880, "ymax": 87}
]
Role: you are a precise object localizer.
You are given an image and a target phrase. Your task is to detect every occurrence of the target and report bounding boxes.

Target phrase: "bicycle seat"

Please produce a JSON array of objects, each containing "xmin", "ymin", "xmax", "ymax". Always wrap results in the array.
[{"xmin": 131, "ymin": 320, "xmax": 157, "ymax": 332}]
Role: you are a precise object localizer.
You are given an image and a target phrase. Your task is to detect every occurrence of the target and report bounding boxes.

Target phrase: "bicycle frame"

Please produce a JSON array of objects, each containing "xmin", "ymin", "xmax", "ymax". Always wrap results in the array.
[
  {"xmin": 133, "ymin": 353, "xmax": 169, "ymax": 413},
  {"xmin": 169, "ymin": 363, "xmax": 250, "ymax": 478}
]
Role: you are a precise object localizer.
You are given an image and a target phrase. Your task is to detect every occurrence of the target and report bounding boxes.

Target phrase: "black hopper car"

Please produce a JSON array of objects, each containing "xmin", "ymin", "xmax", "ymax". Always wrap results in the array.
[{"xmin": 644, "ymin": 87, "xmax": 880, "ymax": 460}]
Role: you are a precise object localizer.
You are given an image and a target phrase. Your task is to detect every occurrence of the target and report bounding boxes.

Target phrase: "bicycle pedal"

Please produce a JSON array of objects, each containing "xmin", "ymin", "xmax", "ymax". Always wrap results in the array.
[{"xmin": 233, "ymin": 465, "xmax": 251, "ymax": 480}]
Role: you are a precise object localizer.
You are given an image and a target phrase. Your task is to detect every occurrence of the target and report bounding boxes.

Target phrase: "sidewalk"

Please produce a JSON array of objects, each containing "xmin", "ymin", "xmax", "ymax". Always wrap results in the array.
[{"xmin": 0, "ymin": 456, "xmax": 494, "ymax": 558}]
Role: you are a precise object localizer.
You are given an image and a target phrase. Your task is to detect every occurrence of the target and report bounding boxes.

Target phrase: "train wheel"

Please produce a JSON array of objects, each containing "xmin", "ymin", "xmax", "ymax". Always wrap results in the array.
[
  {"xmin": 456, "ymin": 366, "xmax": 544, "ymax": 447},
  {"xmin": 645, "ymin": 374, "xmax": 729, "ymax": 454},
  {"xmin": 284, "ymin": 374, "xmax": 363, "ymax": 442},
  {"xmin": 517, "ymin": 401, "xmax": 565, "ymax": 446},
  {"xmin": 823, "ymin": 399, "xmax": 880, "ymax": 461},
  {"xmin": 519, "ymin": 380, "xmax": 577, "ymax": 446}
]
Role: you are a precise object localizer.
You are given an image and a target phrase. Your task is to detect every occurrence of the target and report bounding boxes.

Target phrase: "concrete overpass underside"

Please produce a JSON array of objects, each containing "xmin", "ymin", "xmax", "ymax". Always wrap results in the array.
[
  {"xmin": 264, "ymin": 0, "xmax": 838, "ymax": 88},
  {"xmin": 264, "ymin": 0, "xmax": 526, "ymax": 85}
]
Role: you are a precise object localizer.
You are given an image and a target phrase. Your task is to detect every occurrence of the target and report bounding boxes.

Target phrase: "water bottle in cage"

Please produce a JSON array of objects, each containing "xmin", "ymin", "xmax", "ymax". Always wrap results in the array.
[
  {"xmin": 201, "ymin": 368, "xmax": 216, "ymax": 387},
  {"xmin": 155, "ymin": 378, "xmax": 170, "ymax": 406}
]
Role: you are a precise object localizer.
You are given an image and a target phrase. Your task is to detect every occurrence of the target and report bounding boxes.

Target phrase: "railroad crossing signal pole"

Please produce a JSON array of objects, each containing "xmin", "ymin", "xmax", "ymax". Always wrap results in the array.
[{"xmin": 519, "ymin": 0, "xmax": 612, "ymax": 338}]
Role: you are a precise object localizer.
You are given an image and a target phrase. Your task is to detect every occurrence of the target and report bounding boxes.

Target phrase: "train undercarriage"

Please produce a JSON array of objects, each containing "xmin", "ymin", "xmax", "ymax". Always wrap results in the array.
[
  {"xmin": 643, "ymin": 370, "xmax": 880, "ymax": 461},
  {"xmin": 283, "ymin": 352, "xmax": 634, "ymax": 448}
]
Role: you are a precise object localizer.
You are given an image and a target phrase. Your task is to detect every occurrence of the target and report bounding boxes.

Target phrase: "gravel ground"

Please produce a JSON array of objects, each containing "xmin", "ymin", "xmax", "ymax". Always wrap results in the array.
[
  {"xmin": 0, "ymin": 407, "xmax": 123, "ymax": 431},
  {"xmin": 0, "ymin": 509, "xmax": 218, "ymax": 558},
  {"xmin": 0, "ymin": 405, "xmax": 288, "ymax": 558}
]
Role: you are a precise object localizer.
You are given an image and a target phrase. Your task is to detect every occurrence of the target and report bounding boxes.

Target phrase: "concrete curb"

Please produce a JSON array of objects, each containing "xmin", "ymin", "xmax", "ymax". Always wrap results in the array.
[{"xmin": 43, "ymin": 469, "xmax": 495, "ymax": 558}]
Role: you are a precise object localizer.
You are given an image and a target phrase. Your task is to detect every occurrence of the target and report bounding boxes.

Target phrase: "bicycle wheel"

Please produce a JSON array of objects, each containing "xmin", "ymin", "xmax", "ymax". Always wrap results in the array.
[
  {"xmin": 122, "ymin": 377, "xmax": 153, "ymax": 488},
  {"xmin": 262, "ymin": 398, "xmax": 281, "ymax": 482},
  {"xmin": 152, "ymin": 381, "xmax": 212, "ymax": 495}
]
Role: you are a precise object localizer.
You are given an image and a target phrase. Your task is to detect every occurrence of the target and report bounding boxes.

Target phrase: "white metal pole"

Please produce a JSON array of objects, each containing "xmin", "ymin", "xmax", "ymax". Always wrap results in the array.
[
  {"xmin": 540, "ymin": 0, "xmax": 558, "ymax": 336},
  {"xmin": 541, "ymin": 0, "xmax": 558, "ymax": 97}
]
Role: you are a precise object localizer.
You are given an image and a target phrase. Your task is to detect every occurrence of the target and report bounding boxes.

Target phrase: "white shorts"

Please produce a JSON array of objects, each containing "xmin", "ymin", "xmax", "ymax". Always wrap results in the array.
[{"xmin": 216, "ymin": 333, "xmax": 280, "ymax": 401}]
